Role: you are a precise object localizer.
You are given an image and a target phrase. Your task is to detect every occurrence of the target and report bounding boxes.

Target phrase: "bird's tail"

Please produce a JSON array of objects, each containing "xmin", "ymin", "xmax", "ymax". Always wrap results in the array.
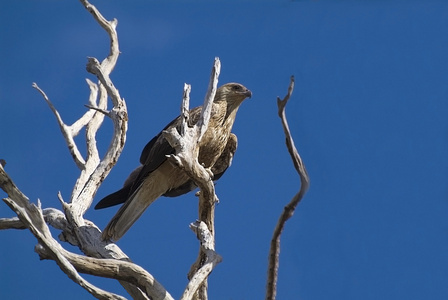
[{"xmin": 101, "ymin": 167, "xmax": 171, "ymax": 242}]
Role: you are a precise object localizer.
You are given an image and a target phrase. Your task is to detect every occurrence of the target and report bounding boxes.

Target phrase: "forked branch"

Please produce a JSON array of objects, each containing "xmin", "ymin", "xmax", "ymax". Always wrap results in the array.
[{"xmin": 163, "ymin": 57, "xmax": 222, "ymax": 300}]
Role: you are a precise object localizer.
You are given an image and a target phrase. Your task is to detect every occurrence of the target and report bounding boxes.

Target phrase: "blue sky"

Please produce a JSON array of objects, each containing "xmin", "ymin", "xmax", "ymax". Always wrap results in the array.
[{"xmin": 1, "ymin": 1, "xmax": 448, "ymax": 299}]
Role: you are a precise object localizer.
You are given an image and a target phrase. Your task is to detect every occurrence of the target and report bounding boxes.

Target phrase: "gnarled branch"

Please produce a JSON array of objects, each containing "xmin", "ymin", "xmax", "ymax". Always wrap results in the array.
[
  {"xmin": 0, "ymin": 165, "xmax": 126, "ymax": 300},
  {"xmin": 35, "ymin": 243, "xmax": 172, "ymax": 300},
  {"xmin": 0, "ymin": 1, "xmax": 169, "ymax": 299}
]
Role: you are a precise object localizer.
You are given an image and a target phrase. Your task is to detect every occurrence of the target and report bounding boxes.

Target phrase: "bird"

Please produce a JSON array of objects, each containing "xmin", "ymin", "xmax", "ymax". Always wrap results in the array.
[{"xmin": 95, "ymin": 83, "xmax": 252, "ymax": 241}]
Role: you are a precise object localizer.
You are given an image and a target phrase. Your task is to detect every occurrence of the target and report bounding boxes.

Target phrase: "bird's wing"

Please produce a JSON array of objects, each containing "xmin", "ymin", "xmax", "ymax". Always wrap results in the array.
[
  {"xmin": 94, "ymin": 166, "xmax": 143, "ymax": 209},
  {"xmin": 94, "ymin": 120, "xmax": 177, "ymax": 210},
  {"xmin": 139, "ymin": 118, "xmax": 177, "ymax": 165},
  {"xmin": 211, "ymin": 133, "xmax": 238, "ymax": 180},
  {"xmin": 94, "ymin": 107, "xmax": 202, "ymax": 209}
]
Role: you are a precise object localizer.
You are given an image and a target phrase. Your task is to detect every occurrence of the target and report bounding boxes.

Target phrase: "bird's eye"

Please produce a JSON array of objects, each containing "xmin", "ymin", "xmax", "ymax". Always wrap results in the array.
[{"xmin": 232, "ymin": 85, "xmax": 241, "ymax": 91}]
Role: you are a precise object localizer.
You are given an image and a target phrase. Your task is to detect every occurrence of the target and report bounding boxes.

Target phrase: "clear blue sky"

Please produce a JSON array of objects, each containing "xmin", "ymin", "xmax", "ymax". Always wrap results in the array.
[{"xmin": 1, "ymin": 1, "xmax": 447, "ymax": 299}]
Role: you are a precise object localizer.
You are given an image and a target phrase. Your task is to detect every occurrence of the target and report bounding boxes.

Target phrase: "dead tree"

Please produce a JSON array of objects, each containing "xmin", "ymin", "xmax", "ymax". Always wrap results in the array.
[{"xmin": 0, "ymin": 1, "xmax": 308, "ymax": 300}]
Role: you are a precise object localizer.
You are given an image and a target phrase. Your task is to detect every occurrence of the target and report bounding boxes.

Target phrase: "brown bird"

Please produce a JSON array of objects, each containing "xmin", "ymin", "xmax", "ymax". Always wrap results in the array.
[{"xmin": 95, "ymin": 83, "xmax": 252, "ymax": 241}]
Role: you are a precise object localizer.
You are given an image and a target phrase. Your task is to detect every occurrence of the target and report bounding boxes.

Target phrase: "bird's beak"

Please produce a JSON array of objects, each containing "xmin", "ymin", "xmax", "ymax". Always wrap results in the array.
[{"xmin": 244, "ymin": 89, "xmax": 252, "ymax": 99}]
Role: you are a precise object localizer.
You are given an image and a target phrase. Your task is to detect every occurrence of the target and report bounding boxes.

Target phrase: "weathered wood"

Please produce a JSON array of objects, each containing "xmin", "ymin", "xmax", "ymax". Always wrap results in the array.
[
  {"xmin": 163, "ymin": 58, "xmax": 222, "ymax": 300},
  {"xmin": 0, "ymin": 1, "xmax": 171, "ymax": 299}
]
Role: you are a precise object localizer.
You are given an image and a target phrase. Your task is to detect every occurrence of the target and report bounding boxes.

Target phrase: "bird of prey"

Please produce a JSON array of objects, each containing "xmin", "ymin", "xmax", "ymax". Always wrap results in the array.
[{"xmin": 95, "ymin": 83, "xmax": 252, "ymax": 241}]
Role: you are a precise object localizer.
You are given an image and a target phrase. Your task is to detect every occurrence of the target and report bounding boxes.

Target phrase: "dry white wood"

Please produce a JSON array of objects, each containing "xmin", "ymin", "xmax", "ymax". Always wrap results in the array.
[
  {"xmin": 32, "ymin": 83, "xmax": 88, "ymax": 169},
  {"xmin": 0, "ymin": 216, "xmax": 27, "ymax": 229},
  {"xmin": 163, "ymin": 58, "xmax": 221, "ymax": 300},
  {"xmin": 0, "ymin": 207, "xmax": 68, "ymax": 230},
  {"xmin": 180, "ymin": 83, "xmax": 191, "ymax": 136},
  {"xmin": 35, "ymin": 242, "xmax": 173, "ymax": 300},
  {"xmin": 197, "ymin": 57, "xmax": 221, "ymax": 143},
  {"xmin": 0, "ymin": 1, "xmax": 173, "ymax": 299},
  {"xmin": 0, "ymin": 166, "xmax": 126, "ymax": 300},
  {"xmin": 181, "ymin": 221, "xmax": 222, "ymax": 300}
]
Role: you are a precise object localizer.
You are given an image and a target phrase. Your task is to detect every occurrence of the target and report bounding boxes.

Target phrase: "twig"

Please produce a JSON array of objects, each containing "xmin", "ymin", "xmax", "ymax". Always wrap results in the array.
[
  {"xmin": 32, "ymin": 82, "xmax": 87, "ymax": 169},
  {"xmin": 265, "ymin": 76, "xmax": 310, "ymax": 300}
]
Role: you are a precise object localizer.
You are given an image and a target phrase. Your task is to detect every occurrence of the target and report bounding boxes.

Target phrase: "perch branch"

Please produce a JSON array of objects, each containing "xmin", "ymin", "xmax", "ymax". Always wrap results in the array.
[
  {"xmin": 265, "ymin": 76, "xmax": 310, "ymax": 300},
  {"xmin": 163, "ymin": 58, "xmax": 221, "ymax": 300}
]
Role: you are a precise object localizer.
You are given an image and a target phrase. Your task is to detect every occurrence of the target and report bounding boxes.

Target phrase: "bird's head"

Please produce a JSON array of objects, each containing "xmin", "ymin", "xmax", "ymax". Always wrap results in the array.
[{"xmin": 214, "ymin": 83, "xmax": 252, "ymax": 107}]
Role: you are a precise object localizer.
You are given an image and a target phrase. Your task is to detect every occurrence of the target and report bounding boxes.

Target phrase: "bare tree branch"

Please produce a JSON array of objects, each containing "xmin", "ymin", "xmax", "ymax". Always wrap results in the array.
[
  {"xmin": 32, "ymin": 82, "xmax": 88, "ymax": 169},
  {"xmin": 181, "ymin": 221, "xmax": 222, "ymax": 300},
  {"xmin": 265, "ymin": 76, "xmax": 310, "ymax": 300},
  {"xmin": 68, "ymin": 0, "xmax": 125, "ymax": 209},
  {"xmin": 35, "ymin": 243, "xmax": 173, "ymax": 300},
  {"xmin": 80, "ymin": 0, "xmax": 119, "ymax": 70},
  {"xmin": 0, "ymin": 208, "xmax": 68, "ymax": 231},
  {"xmin": 197, "ymin": 58, "xmax": 221, "ymax": 143},
  {"xmin": 0, "ymin": 216, "xmax": 26, "ymax": 229},
  {"xmin": 0, "ymin": 165, "xmax": 126, "ymax": 300},
  {"xmin": 180, "ymin": 83, "xmax": 191, "ymax": 137}
]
